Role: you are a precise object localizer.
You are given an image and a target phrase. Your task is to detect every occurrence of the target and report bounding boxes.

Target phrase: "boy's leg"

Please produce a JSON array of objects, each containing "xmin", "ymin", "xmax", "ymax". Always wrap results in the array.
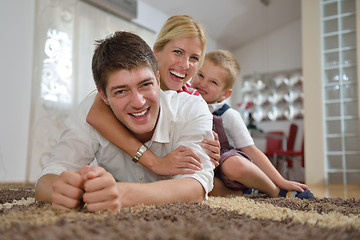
[
  {"xmin": 209, "ymin": 177, "xmax": 243, "ymax": 197},
  {"xmin": 221, "ymin": 155, "xmax": 280, "ymax": 198}
]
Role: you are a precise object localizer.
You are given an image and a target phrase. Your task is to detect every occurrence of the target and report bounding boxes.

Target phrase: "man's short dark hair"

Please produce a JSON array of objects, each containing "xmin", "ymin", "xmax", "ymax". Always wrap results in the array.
[{"xmin": 92, "ymin": 31, "xmax": 158, "ymax": 95}]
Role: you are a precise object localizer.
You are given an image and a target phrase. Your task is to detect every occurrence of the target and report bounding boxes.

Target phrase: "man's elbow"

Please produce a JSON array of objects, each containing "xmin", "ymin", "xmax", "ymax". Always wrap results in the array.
[
  {"xmin": 34, "ymin": 186, "xmax": 52, "ymax": 203},
  {"xmin": 34, "ymin": 174, "xmax": 58, "ymax": 203}
]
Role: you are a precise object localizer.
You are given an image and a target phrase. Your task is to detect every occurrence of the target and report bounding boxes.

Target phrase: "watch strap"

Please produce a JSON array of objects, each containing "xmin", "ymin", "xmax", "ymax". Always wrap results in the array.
[{"xmin": 132, "ymin": 144, "xmax": 148, "ymax": 163}]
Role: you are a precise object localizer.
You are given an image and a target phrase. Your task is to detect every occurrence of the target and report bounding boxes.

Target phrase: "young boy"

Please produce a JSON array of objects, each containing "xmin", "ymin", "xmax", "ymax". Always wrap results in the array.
[{"xmin": 191, "ymin": 50, "xmax": 313, "ymax": 199}]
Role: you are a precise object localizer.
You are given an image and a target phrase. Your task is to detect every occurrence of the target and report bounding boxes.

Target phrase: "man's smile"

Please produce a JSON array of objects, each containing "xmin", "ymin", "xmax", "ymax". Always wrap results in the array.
[{"xmin": 130, "ymin": 108, "xmax": 149, "ymax": 118}]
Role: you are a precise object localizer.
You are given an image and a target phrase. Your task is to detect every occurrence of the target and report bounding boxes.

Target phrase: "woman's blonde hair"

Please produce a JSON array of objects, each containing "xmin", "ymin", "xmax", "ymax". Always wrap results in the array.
[{"xmin": 153, "ymin": 15, "xmax": 206, "ymax": 65}]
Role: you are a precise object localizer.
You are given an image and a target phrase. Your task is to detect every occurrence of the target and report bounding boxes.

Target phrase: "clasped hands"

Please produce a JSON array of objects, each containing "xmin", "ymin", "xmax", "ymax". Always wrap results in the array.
[
  {"xmin": 51, "ymin": 165, "xmax": 121, "ymax": 212},
  {"xmin": 50, "ymin": 131, "xmax": 221, "ymax": 212},
  {"xmin": 150, "ymin": 131, "xmax": 221, "ymax": 176}
]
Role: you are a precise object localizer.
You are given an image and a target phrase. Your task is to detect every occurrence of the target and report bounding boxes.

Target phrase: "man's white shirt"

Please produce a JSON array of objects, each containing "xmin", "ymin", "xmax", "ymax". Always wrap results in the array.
[{"xmin": 37, "ymin": 90, "xmax": 215, "ymax": 197}]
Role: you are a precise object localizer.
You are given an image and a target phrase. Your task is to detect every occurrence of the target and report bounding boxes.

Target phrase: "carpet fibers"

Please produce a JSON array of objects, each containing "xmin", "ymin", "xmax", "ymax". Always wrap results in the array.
[{"xmin": 1, "ymin": 183, "xmax": 359, "ymax": 240}]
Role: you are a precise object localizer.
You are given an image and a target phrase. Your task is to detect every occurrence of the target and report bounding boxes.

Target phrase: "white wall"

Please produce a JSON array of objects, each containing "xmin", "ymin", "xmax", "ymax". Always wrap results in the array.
[
  {"xmin": 230, "ymin": 19, "xmax": 303, "ymax": 152},
  {"xmin": 233, "ymin": 19, "xmax": 302, "ymax": 77},
  {"xmin": 133, "ymin": 1, "xmax": 169, "ymax": 36},
  {"xmin": 0, "ymin": 0, "xmax": 35, "ymax": 181},
  {"xmin": 231, "ymin": 19, "xmax": 302, "ymax": 108},
  {"xmin": 231, "ymin": 19, "xmax": 302, "ymax": 106},
  {"xmin": 231, "ymin": 19, "xmax": 302, "ymax": 107},
  {"xmin": 134, "ymin": 1, "xmax": 218, "ymax": 52}
]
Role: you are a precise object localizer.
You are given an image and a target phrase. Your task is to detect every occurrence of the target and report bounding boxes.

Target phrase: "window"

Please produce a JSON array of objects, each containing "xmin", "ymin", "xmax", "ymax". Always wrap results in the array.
[{"xmin": 322, "ymin": 0, "xmax": 359, "ymax": 184}]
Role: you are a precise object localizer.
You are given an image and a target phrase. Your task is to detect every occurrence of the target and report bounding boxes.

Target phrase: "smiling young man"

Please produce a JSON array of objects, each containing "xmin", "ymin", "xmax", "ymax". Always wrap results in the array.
[{"xmin": 35, "ymin": 31, "xmax": 214, "ymax": 212}]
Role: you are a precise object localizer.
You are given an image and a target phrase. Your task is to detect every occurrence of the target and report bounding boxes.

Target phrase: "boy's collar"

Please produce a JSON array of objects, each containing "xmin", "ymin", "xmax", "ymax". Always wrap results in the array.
[{"xmin": 208, "ymin": 101, "xmax": 227, "ymax": 113}]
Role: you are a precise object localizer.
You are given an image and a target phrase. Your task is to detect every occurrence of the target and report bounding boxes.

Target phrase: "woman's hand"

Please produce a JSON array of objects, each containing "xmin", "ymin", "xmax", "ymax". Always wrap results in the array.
[
  {"xmin": 149, "ymin": 146, "xmax": 202, "ymax": 176},
  {"xmin": 202, "ymin": 131, "xmax": 220, "ymax": 167}
]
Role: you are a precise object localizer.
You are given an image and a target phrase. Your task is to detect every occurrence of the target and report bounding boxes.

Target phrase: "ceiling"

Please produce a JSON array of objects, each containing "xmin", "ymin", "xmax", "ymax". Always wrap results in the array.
[{"xmin": 140, "ymin": 0, "xmax": 301, "ymax": 50}]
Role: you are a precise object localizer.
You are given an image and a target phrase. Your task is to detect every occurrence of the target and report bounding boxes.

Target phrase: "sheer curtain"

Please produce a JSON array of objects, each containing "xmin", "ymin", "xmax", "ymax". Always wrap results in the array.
[{"xmin": 27, "ymin": 0, "xmax": 156, "ymax": 181}]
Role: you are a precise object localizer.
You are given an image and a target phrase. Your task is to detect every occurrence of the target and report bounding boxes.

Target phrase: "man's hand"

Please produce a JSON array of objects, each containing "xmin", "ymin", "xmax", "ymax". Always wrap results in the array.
[
  {"xmin": 202, "ymin": 131, "xmax": 220, "ymax": 167},
  {"xmin": 149, "ymin": 146, "xmax": 202, "ymax": 176},
  {"xmin": 81, "ymin": 165, "xmax": 122, "ymax": 212},
  {"xmin": 51, "ymin": 171, "xmax": 84, "ymax": 210}
]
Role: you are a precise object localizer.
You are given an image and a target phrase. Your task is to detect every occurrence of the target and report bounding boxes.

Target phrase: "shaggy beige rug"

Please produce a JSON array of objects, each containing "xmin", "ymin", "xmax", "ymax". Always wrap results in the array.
[{"xmin": 1, "ymin": 183, "xmax": 359, "ymax": 239}]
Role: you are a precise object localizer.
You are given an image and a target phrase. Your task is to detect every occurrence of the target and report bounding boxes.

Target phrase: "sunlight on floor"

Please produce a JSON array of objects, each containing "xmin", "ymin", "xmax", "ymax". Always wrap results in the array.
[{"xmin": 308, "ymin": 185, "xmax": 360, "ymax": 199}]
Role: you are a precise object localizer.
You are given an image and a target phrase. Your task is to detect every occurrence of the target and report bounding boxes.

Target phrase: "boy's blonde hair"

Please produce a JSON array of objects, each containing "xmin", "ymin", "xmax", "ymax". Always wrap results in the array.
[
  {"xmin": 205, "ymin": 50, "xmax": 240, "ymax": 90},
  {"xmin": 153, "ymin": 15, "xmax": 206, "ymax": 66}
]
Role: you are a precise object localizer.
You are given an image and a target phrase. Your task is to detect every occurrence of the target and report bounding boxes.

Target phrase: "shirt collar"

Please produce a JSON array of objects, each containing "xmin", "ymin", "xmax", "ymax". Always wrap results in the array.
[{"xmin": 208, "ymin": 101, "xmax": 226, "ymax": 114}]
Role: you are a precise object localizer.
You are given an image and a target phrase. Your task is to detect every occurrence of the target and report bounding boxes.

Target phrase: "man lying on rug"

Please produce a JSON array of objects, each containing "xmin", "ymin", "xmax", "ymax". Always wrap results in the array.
[{"xmin": 35, "ymin": 31, "xmax": 215, "ymax": 212}]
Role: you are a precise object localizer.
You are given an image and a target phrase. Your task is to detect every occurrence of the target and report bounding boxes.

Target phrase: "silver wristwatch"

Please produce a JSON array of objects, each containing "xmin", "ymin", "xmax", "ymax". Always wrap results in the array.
[{"xmin": 132, "ymin": 144, "xmax": 148, "ymax": 163}]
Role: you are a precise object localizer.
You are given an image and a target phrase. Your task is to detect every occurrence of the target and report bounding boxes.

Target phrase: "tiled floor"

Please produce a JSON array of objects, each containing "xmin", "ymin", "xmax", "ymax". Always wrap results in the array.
[{"xmin": 308, "ymin": 185, "xmax": 360, "ymax": 199}]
